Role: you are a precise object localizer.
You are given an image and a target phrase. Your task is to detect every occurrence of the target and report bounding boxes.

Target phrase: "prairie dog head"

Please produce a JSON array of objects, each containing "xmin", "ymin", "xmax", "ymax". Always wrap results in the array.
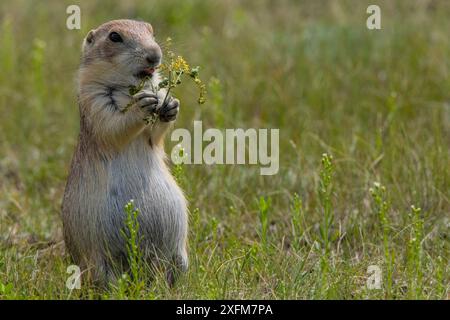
[{"xmin": 79, "ymin": 19, "xmax": 162, "ymax": 87}]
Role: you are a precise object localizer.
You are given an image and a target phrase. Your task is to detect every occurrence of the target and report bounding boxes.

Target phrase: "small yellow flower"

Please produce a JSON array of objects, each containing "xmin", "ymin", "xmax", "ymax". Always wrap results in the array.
[
  {"xmin": 124, "ymin": 38, "xmax": 206, "ymax": 114},
  {"xmin": 172, "ymin": 56, "xmax": 190, "ymax": 73}
]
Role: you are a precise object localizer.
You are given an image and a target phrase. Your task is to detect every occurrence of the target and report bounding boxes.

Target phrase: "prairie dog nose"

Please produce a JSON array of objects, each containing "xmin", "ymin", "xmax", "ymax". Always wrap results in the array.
[{"xmin": 145, "ymin": 47, "xmax": 162, "ymax": 66}]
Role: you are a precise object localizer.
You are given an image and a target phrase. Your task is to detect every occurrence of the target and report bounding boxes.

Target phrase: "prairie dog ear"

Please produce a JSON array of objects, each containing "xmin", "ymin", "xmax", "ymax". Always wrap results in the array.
[
  {"xmin": 81, "ymin": 30, "xmax": 96, "ymax": 53},
  {"xmin": 83, "ymin": 29, "xmax": 96, "ymax": 50},
  {"xmin": 145, "ymin": 23, "xmax": 154, "ymax": 34}
]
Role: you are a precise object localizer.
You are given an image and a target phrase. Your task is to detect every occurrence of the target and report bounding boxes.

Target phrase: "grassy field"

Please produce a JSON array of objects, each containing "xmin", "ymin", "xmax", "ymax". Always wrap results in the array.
[{"xmin": 0, "ymin": 0, "xmax": 449, "ymax": 299}]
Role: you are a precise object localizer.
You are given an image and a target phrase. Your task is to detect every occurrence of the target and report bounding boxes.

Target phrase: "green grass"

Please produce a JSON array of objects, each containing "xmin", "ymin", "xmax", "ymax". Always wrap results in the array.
[{"xmin": 0, "ymin": 0, "xmax": 449, "ymax": 299}]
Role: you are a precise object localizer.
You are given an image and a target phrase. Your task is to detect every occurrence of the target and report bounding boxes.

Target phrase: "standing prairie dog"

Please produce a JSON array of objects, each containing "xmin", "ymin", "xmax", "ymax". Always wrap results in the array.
[{"xmin": 61, "ymin": 19, "xmax": 188, "ymax": 285}]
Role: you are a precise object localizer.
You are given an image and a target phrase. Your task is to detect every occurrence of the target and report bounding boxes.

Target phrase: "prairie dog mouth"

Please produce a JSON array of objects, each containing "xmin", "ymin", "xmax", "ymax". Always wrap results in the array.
[{"xmin": 136, "ymin": 67, "xmax": 156, "ymax": 79}]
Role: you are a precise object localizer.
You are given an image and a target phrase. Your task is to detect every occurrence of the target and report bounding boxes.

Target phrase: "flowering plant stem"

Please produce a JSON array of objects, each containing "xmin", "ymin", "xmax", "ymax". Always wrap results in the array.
[{"xmin": 121, "ymin": 38, "xmax": 206, "ymax": 124}]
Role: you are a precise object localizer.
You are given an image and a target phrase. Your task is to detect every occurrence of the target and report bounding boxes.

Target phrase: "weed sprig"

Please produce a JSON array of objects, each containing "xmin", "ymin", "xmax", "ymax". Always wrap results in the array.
[{"xmin": 121, "ymin": 38, "xmax": 206, "ymax": 124}]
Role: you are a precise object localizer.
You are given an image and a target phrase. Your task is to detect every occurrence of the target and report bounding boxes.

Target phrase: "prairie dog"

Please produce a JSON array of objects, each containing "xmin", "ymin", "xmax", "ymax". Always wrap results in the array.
[{"xmin": 61, "ymin": 19, "xmax": 188, "ymax": 285}]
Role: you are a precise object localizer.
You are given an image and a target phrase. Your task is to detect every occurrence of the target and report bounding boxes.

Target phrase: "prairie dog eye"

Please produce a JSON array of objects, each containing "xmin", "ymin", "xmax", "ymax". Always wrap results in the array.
[{"xmin": 109, "ymin": 32, "xmax": 123, "ymax": 43}]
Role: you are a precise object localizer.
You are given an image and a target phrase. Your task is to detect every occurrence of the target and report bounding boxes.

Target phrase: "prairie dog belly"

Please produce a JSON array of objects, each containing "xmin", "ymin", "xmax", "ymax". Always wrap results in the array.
[{"xmin": 100, "ymin": 138, "xmax": 187, "ymax": 259}]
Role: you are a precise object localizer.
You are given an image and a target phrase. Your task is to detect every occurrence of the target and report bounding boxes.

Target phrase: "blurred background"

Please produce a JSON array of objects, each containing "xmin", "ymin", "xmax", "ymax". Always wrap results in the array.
[{"xmin": 0, "ymin": 0, "xmax": 448, "ymax": 299}]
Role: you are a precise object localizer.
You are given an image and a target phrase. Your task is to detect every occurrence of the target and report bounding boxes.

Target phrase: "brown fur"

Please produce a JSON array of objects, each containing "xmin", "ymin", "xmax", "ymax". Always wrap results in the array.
[{"xmin": 62, "ymin": 20, "xmax": 188, "ymax": 286}]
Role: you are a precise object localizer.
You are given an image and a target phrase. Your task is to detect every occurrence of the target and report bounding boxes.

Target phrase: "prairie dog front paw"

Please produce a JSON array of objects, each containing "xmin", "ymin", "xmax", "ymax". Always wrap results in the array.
[
  {"xmin": 132, "ymin": 90, "xmax": 159, "ymax": 117},
  {"xmin": 159, "ymin": 97, "xmax": 180, "ymax": 122}
]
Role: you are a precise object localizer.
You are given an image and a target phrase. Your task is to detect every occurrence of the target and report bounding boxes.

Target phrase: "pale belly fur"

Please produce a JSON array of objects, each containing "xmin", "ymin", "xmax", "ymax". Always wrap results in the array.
[{"xmin": 62, "ymin": 136, "xmax": 187, "ymax": 267}]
